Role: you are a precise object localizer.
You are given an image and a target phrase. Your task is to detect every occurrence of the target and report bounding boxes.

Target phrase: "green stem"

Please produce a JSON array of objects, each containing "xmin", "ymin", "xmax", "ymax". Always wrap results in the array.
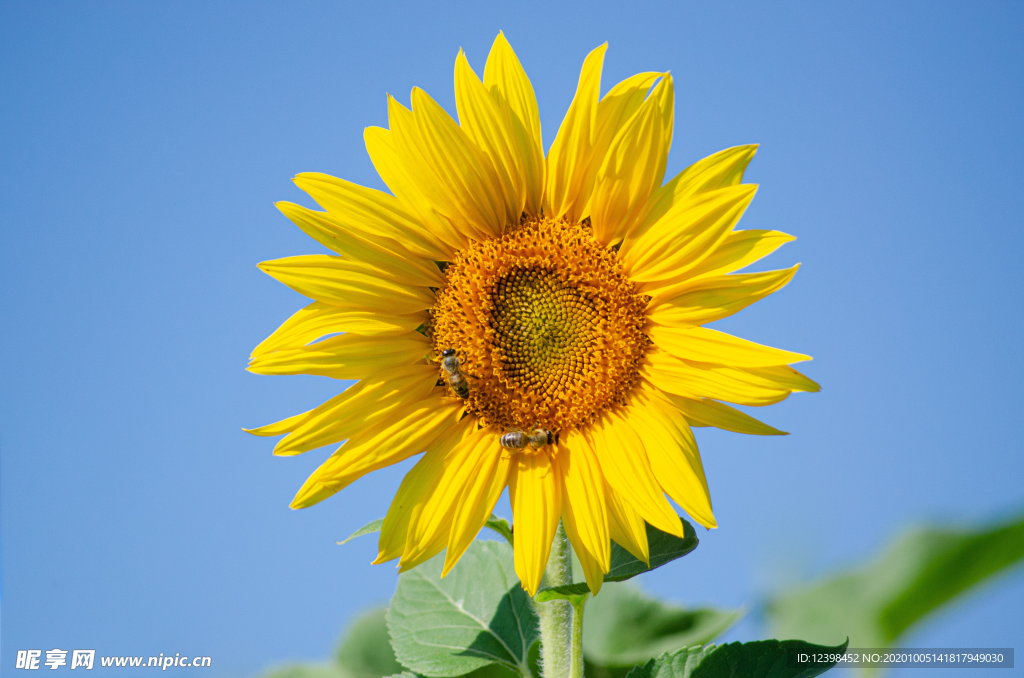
[
  {"xmin": 569, "ymin": 596, "xmax": 586, "ymax": 678},
  {"xmin": 535, "ymin": 523, "xmax": 573, "ymax": 678}
]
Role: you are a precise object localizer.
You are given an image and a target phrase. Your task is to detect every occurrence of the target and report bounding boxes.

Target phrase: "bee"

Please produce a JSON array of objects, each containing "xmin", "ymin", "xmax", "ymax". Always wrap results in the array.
[
  {"xmin": 440, "ymin": 348, "xmax": 471, "ymax": 399},
  {"xmin": 500, "ymin": 428, "xmax": 556, "ymax": 450}
]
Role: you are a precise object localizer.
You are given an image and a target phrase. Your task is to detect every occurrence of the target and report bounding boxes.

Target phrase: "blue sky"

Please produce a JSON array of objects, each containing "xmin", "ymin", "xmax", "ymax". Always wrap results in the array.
[{"xmin": 1, "ymin": 2, "xmax": 1022, "ymax": 677}]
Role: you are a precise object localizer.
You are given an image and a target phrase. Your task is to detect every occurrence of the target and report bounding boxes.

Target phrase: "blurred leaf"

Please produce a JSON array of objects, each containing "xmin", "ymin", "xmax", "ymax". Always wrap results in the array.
[
  {"xmin": 583, "ymin": 582, "xmax": 741, "ymax": 668},
  {"xmin": 623, "ymin": 640, "xmax": 848, "ymax": 678},
  {"xmin": 339, "ymin": 515, "xmax": 512, "ymax": 549},
  {"xmin": 766, "ymin": 513, "xmax": 1024, "ymax": 647},
  {"xmin": 259, "ymin": 664, "xmax": 348, "ymax": 678},
  {"xmin": 337, "ymin": 606, "xmax": 404, "ymax": 678},
  {"xmin": 387, "ymin": 539, "xmax": 538, "ymax": 677},
  {"xmin": 385, "ymin": 667, "xmax": 521, "ymax": 678},
  {"xmin": 536, "ymin": 517, "xmax": 698, "ymax": 599},
  {"xmin": 338, "ymin": 518, "xmax": 384, "ymax": 545}
]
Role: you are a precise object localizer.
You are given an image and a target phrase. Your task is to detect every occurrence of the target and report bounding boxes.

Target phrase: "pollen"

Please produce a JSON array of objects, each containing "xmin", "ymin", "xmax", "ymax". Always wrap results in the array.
[{"xmin": 429, "ymin": 218, "xmax": 650, "ymax": 433}]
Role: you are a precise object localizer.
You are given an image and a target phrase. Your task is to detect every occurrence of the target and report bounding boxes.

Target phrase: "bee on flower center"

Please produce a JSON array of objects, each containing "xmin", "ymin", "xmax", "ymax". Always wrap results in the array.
[
  {"xmin": 440, "ymin": 348, "xmax": 471, "ymax": 399},
  {"xmin": 500, "ymin": 428, "xmax": 556, "ymax": 450}
]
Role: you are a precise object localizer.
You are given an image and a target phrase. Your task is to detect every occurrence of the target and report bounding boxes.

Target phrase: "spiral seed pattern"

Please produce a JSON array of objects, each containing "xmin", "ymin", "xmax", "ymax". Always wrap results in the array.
[{"xmin": 430, "ymin": 218, "xmax": 650, "ymax": 434}]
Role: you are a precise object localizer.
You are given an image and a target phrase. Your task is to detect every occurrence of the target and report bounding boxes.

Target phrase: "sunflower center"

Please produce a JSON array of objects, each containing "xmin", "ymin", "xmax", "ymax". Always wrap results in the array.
[{"xmin": 429, "ymin": 218, "xmax": 650, "ymax": 434}]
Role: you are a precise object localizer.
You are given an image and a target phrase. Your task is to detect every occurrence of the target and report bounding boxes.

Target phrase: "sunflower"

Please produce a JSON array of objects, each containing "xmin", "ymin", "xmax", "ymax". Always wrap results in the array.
[{"xmin": 247, "ymin": 33, "xmax": 817, "ymax": 596}]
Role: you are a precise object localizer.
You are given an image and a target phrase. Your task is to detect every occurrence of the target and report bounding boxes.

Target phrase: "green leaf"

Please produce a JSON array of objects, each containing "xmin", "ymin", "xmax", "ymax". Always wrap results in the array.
[
  {"xmin": 608, "ymin": 517, "xmax": 699, "ymax": 581},
  {"xmin": 765, "ymin": 513, "xmax": 1024, "ymax": 647},
  {"xmin": 453, "ymin": 666, "xmax": 520, "ymax": 678},
  {"xmin": 533, "ymin": 582, "xmax": 590, "ymax": 603},
  {"xmin": 622, "ymin": 640, "xmax": 848, "ymax": 678},
  {"xmin": 583, "ymin": 582, "xmax": 741, "ymax": 668},
  {"xmin": 526, "ymin": 640, "xmax": 541, "ymax": 678},
  {"xmin": 536, "ymin": 517, "xmax": 698, "ymax": 598},
  {"xmin": 485, "ymin": 515, "xmax": 514, "ymax": 546},
  {"xmin": 338, "ymin": 518, "xmax": 384, "ymax": 545},
  {"xmin": 337, "ymin": 606, "xmax": 404, "ymax": 678},
  {"xmin": 387, "ymin": 539, "xmax": 538, "ymax": 677}
]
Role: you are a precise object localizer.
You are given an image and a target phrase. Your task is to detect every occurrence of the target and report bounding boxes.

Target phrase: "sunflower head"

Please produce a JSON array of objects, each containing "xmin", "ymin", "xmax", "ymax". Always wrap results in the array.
[{"xmin": 248, "ymin": 32, "xmax": 818, "ymax": 596}]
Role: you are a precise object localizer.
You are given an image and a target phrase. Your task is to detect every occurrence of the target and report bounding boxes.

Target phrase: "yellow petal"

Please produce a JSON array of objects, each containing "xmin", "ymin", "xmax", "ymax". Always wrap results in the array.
[
  {"xmin": 555, "ymin": 430, "xmax": 610, "ymax": 572},
  {"xmin": 252, "ymin": 302, "xmax": 425, "ymax": 357},
  {"xmin": 647, "ymin": 265, "xmax": 800, "ymax": 326},
  {"xmin": 744, "ymin": 365, "xmax": 821, "ymax": 393},
  {"xmin": 274, "ymin": 383, "xmax": 430, "ymax": 458},
  {"xmin": 643, "ymin": 350, "xmax": 793, "ymax": 406},
  {"xmin": 642, "ymin": 229, "xmax": 796, "ymax": 295},
  {"xmin": 247, "ymin": 332, "xmax": 429, "ymax": 380},
  {"xmin": 376, "ymin": 417, "xmax": 475, "ymax": 564},
  {"xmin": 623, "ymin": 184, "xmax": 758, "ymax": 282},
  {"xmin": 246, "ymin": 366, "xmax": 432, "ymax": 450},
  {"xmin": 443, "ymin": 437, "xmax": 512, "ymax": 576},
  {"xmin": 509, "ymin": 450, "xmax": 562, "ymax": 596},
  {"xmin": 588, "ymin": 412, "xmax": 682, "ymax": 537},
  {"xmin": 307, "ymin": 311, "xmax": 425, "ymax": 338},
  {"xmin": 624, "ymin": 392, "xmax": 716, "ymax": 529},
  {"xmin": 383, "ymin": 95, "xmax": 481, "ymax": 246},
  {"xmin": 275, "ymin": 201, "xmax": 444, "ymax": 287},
  {"xmin": 573, "ymin": 71, "xmax": 662, "ymax": 222},
  {"xmin": 243, "ymin": 411, "xmax": 308, "ymax": 437},
  {"xmin": 377, "ymin": 94, "xmax": 488, "ymax": 244},
  {"xmin": 657, "ymin": 390, "xmax": 788, "ymax": 436},
  {"xmin": 400, "ymin": 423, "xmax": 491, "ymax": 569},
  {"xmin": 628, "ymin": 145, "xmax": 759, "ymax": 246},
  {"xmin": 293, "ymin": 172, "xmax": 452, "ymax": 261},
  {"xmin": 364, "ymin": 124, "xmax": 465, "ymax": 252},
  {"xmin": 483, "ymin": 32, "xmax": 544, "ymax": 216},
  {"xmin": 649, "ymin": 325, "xmax": 810, "ymax": 368},
  {"xmin": 376, "ymin": 444, "xmax": 447, "ymax": 564},
  {"xmin": 257, "ymin": 255, "xmax": 436, "ymax": 315},
  {"xmin": 455, "ymin": 49, "xmax": 525, "ymax": 222},
  {"xmin": 605, "ymin": 482, "xmax": 649, "ymax": 564},
  {"xmin": 272, "ymin": 364, "xmax": 437, "ymax": 456},
  {"xmin": 561, "ymin": 510, "xmax": 606, "ymax": 596},
  {"xmin": 670, "ymin": 144, "xmax": 755, "ymax": 196},
  {"xmin": 408, "ymin": 87, "xmax": 512, "ymax": 239},
  {"xmin": 544, "ymin": 43, "xmax": 606, "ymax": 221},
  {"xmin": 590, "ymin": 74, "xmax": 672, "ymax": 246},
  {"xmin": 290, "ymin": 394, "xmax": 463, "ymax": 509}
]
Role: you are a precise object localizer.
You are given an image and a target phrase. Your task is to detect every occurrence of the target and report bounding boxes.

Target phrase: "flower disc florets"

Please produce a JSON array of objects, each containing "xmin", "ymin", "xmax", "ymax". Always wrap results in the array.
[{"xmin": 429, "ymin": 217, "xmax": 650, "ymax": 434}]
